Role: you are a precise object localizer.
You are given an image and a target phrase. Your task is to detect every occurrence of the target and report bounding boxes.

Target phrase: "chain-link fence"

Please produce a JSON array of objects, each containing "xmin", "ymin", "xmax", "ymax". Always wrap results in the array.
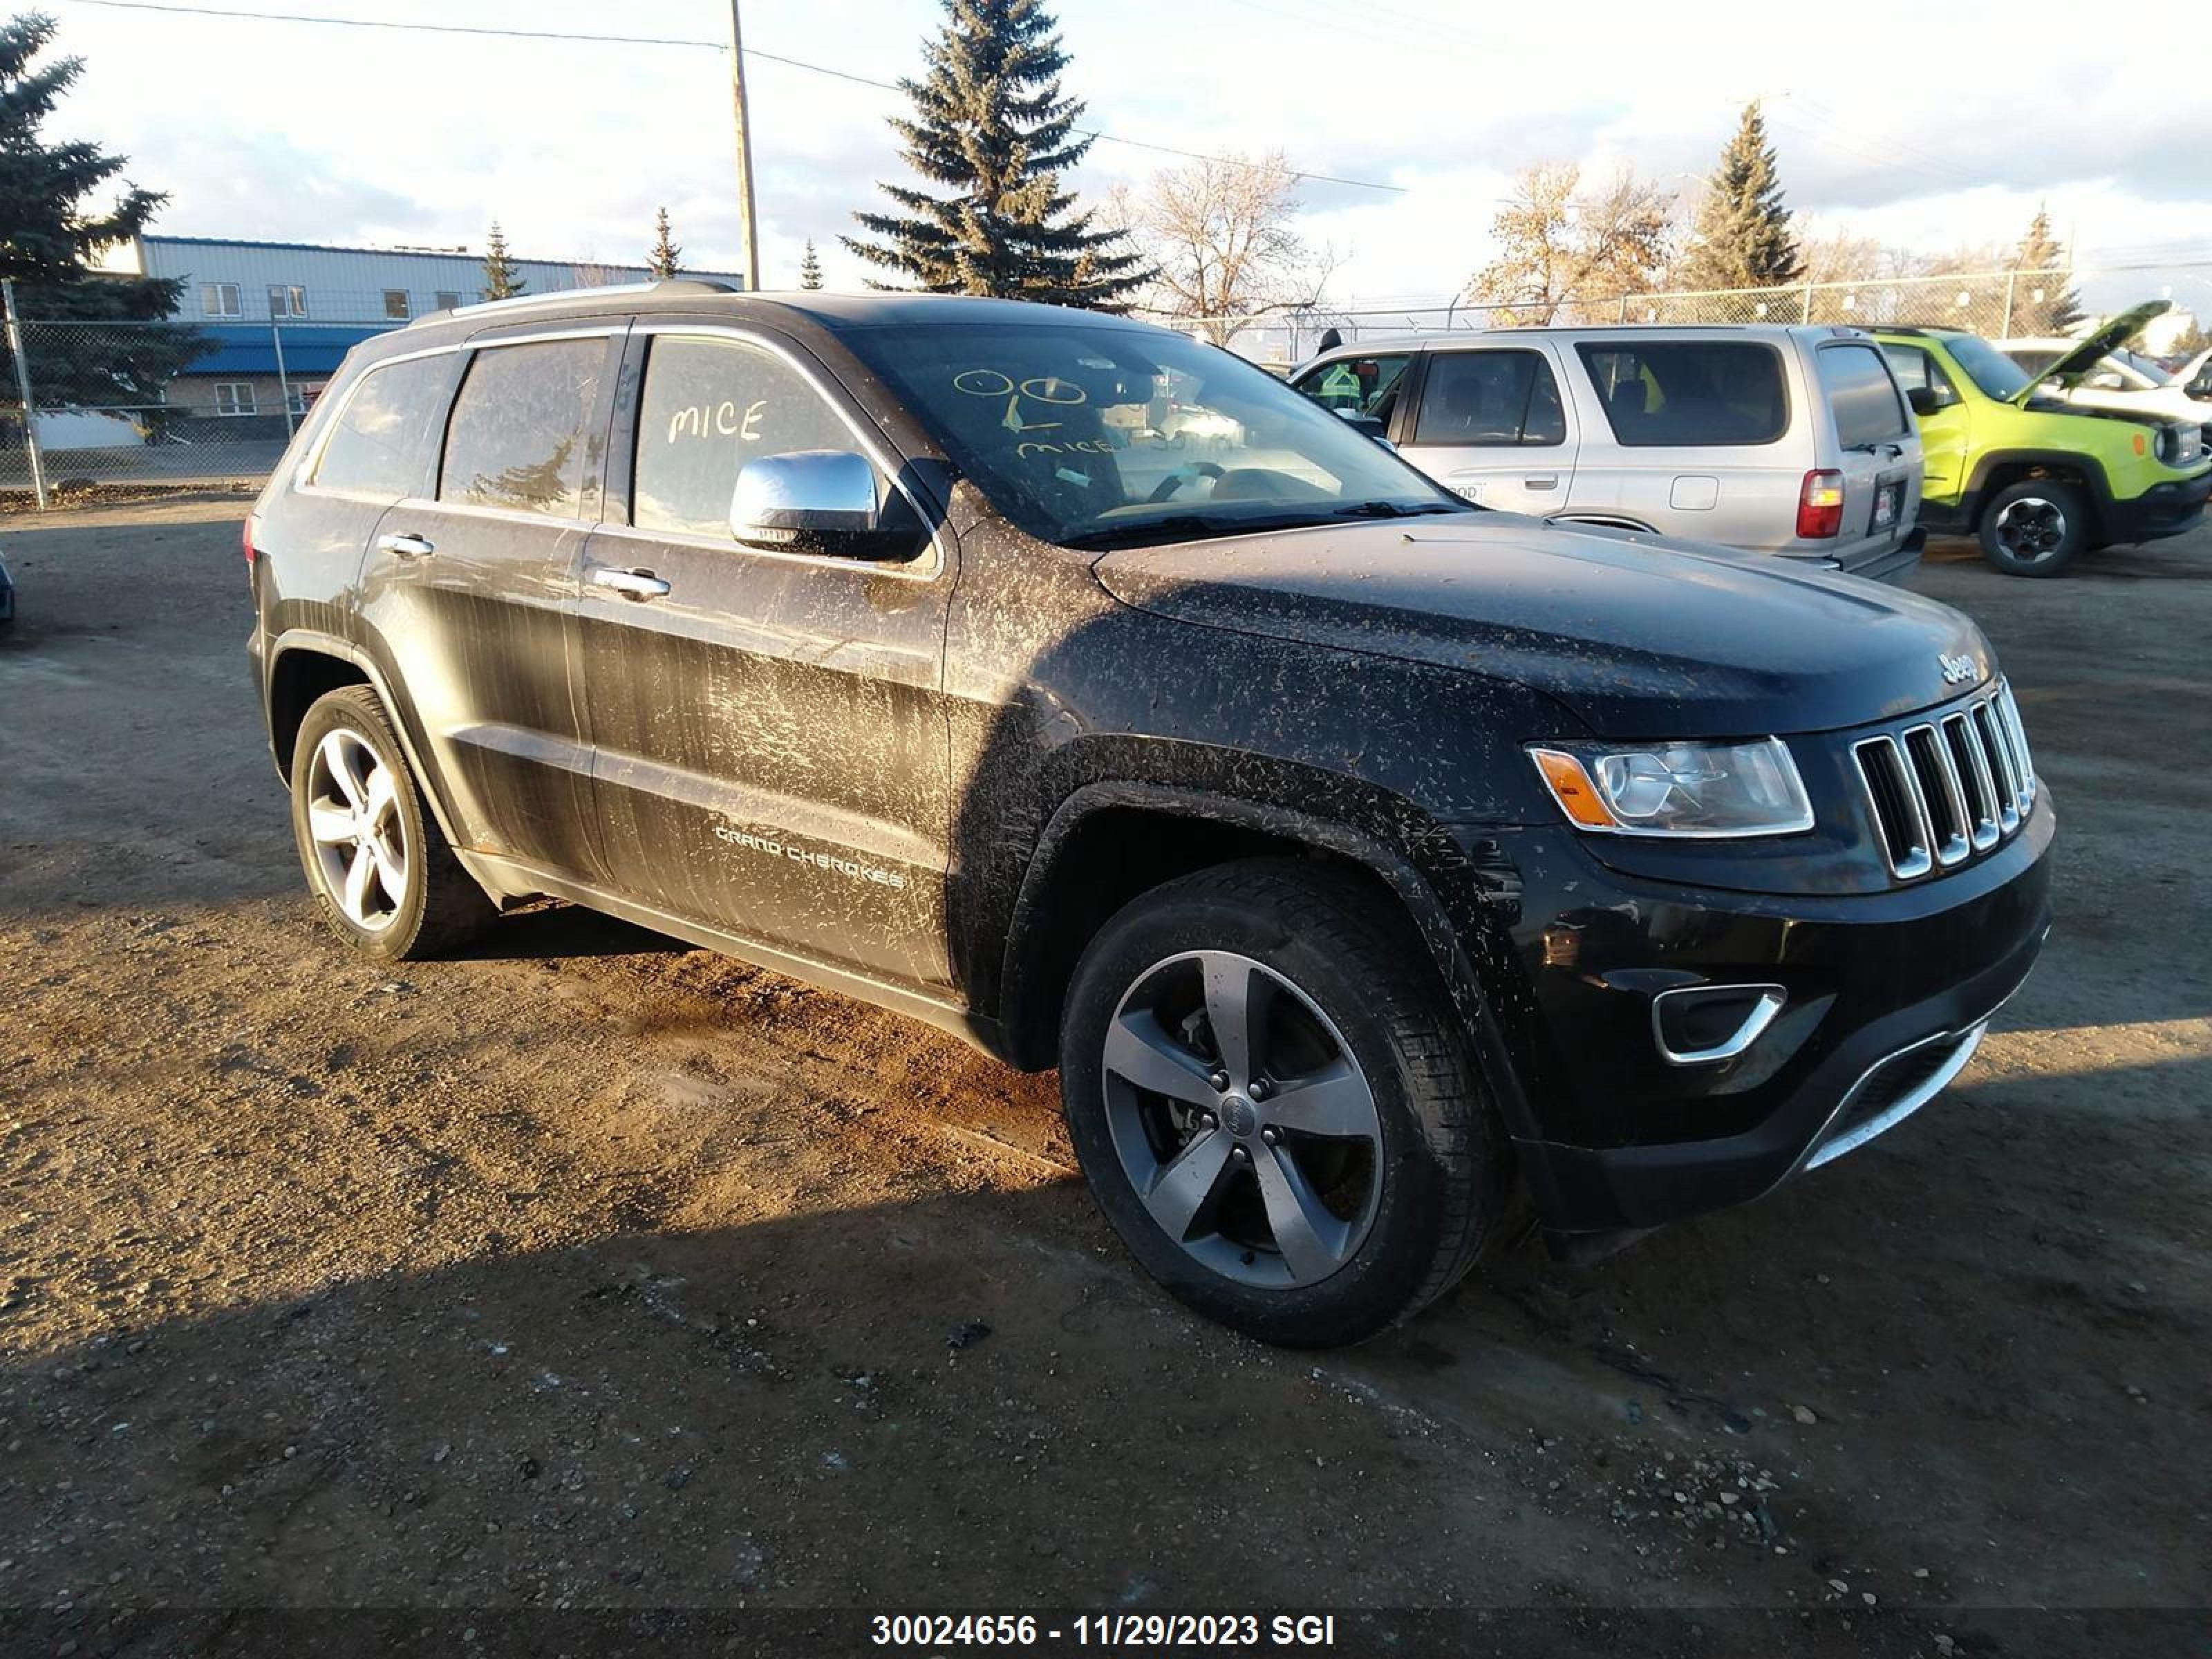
[
  {"xmin": 0, "ymin": 283, "xmax": 424, "ymax": 507},
  {"xmin": 1138, "ymin": 264, "xmax": 2210, "ymax": 370}
]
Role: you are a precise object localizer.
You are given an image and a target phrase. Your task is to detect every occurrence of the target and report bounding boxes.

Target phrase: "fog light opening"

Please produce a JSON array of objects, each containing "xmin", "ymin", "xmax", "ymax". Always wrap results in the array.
[{"xmin": 1651, "ymin": 984, "xmax": 1788, "ymax": 1067}]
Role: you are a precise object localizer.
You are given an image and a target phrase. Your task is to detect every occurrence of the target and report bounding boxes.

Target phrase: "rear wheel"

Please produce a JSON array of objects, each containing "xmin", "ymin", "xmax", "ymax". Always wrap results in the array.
[
  {"xmin": 288, "ymin": 685, "xmax": 491, "ymax": 959},
  {"xmin": 1059, "ymin": 860, "xmax": 1512, "ymax": 1347},
  {"xmin": 1978, "ymin": 479, "xmax": 2087, "ymax": 576}
]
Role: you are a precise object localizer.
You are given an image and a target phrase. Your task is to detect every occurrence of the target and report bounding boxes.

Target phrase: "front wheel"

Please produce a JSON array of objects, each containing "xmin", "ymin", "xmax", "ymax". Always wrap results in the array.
[
  {"xmin": 1978, "ymin": 479, "xmax": 2087, "ymax": 577},
  {"xmin": 1059, "ymin": 861, "xmax": 1512, "ymax": 1347}
]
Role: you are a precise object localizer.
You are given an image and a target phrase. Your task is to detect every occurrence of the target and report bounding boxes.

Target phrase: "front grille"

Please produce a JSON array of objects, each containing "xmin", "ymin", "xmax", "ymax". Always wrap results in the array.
[{"xmin": 1852, "ymin": 681, "xmax": 2036, "ymax": 881}]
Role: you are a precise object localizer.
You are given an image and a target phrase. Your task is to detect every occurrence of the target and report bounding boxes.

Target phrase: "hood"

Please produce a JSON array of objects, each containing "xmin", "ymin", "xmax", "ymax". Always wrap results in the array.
[
  {"xmin": 1093, "ymin": 514, "xmax": 1991, "ymax": 740},
  {"xmin": 2013, "ymin": 300, "xmax": 2170, "ymax": 405}
]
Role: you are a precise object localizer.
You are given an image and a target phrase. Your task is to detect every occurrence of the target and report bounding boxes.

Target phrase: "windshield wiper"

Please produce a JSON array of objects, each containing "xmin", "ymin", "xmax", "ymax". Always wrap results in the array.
[
  {"xmin": 1328, "ymin": 500, "xmax": 1468, "ymax": 520},
  {"xmin": 1060, "ymin": 512, "xmax": 1325, "ymax": 551}
]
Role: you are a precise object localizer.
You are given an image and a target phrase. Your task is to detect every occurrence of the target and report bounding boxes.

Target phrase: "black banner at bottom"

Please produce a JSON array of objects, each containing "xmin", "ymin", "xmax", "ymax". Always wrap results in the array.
[{"xmin": 0, "ymin": 1606, "xmax": 2204, "ymax": 1659}]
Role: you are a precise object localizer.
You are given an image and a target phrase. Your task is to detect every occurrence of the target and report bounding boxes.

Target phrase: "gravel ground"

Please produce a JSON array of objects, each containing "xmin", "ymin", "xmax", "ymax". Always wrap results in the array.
[{"xmin": 1, "ymin": 500, "xmax": 2206, "ymax": 1644}]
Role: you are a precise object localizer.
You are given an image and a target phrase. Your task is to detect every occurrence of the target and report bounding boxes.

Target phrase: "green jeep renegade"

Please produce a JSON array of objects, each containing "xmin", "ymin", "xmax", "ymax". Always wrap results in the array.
[{"xmin": 1875, "ymin": 302, "xmax": 2211, "ymax": 577}]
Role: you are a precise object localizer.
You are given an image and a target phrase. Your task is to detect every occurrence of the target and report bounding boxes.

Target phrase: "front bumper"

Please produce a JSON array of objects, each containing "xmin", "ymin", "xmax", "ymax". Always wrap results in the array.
[
  {"xmin": 1462, "ymin": 800, "xmax": 2054, "ymax": 1238},
  {"xmin": 2103, "ymin": 469, "xmax": 2212, "ymax": 545}
]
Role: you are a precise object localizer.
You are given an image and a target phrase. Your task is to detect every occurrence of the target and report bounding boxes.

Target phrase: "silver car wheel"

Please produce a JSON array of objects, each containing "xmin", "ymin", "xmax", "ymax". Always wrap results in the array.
[
  {"xmin": 1101, "ymin": 949, "xmax": 1384, "ymax": 1290},
  {"xmin": 1994, "ymin": 495, "xmax": 2068, "ymax": 562},
  {"xmin": 303, "ymin": 728, "xmax": 409, "ymax": 932}
]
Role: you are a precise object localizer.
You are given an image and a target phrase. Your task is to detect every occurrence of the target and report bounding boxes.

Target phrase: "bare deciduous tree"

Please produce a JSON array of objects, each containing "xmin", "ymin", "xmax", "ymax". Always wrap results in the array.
[
  {"xmin": 1124, "ymin": 151, "xmax": 1338, "ymax": 345},
  {"xmin": 1468, "ymin": 163, "xmax": 1673, "ymax": 325}
]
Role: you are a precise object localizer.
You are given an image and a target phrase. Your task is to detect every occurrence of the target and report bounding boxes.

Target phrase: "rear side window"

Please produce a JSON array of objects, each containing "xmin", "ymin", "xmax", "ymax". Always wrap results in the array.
[
  {"xmin": 1817, "ymin": 344, "xmax": 1909, "ymax": 447},
  {"xmin": 308, "ymin": 354, "xmax": 451, "ymax": 500},
  {"xmin": 438, "ymin": 338, "xmax": 606, "ymax": 518},
  {"xmin": 1295, "ymin": 355, "xmax": 1410, "ymax": 422},
  {"xmin": 1882, "ymin": 344, "xmax": 1962, "ymax": 409},
  {"xmin": 631, "ymin": 334, "xmax": 855, "ymax": 538},
  {"xmin": 1412, "ymin": 350, "xmax": 1565, "ymax": 447},
  {"xmin": 1577, "ymin": 341, "xmax": 1788, "ymax": 447}
]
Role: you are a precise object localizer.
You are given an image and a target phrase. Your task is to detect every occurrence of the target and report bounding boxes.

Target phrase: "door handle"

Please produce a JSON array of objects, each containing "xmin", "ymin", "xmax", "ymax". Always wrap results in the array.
[
  {"xmin": 591, "ymin": 565, "xmax": 672, "ymax": 601},
  {"xmin": 376, "ymin": 532, "xmax": 435, "ymax": 559},
  {"xmin": 1524, "ymin": 475, "xmax": 1559, "ymax": 491}
]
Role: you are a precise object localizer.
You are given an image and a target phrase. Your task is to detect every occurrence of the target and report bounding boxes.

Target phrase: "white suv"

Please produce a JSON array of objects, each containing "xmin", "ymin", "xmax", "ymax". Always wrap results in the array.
[{"xmin": 1292, "ymin": 324, "xmax": 1926, "ymax": 583}]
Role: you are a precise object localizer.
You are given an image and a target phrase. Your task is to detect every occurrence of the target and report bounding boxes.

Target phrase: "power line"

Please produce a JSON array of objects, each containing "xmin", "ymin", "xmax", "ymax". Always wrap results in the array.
[{"xmin": 53, "ymin": 0, "xmax": 1405, "ymax": 191}]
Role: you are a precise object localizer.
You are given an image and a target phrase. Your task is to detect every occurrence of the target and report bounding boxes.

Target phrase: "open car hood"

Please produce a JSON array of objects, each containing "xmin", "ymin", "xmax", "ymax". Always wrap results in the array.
[{"xmin": 2012, "ymin": 299, "xmax": 2171, "ymax": 406}]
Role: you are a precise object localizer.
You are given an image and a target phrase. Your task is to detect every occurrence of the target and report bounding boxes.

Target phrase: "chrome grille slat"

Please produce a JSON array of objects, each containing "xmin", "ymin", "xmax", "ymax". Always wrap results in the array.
[
  {"xmin": 1853, "ymin": 677, "xmax": 2037, "ymax": 882},
  {"xmin": 1904, "ymin": 723, "xmax": 1970, "ymax": 866},
  {"xmin": 1942, "ymin": 711, "xmax": 2002, "ymax": 851},
  {"xmin": 1971, "ymin": 701, "xmax": 2021, "ymax": 832}
]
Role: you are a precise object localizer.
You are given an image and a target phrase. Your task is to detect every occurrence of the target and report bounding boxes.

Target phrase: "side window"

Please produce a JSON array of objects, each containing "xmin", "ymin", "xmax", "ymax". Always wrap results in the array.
[
  {"xmin": 438, "ymin": 338, "xmax": 606, "ymax": 518},
  {"xmin": 1577, "ymin": 341, "xmax": 1789, "ymax": 447},
  {"xmin": 631, "ymin": 334, "xmax": 858, "ymax": 539},
  {"xmin": 1412, "ymin": 350, "xmax": 1565, "ymax": 447},
  {"xmin": 1881, "ymin": 344, "xmax": 1960, "ymax": 410},
  {"xmin": 309, "ymin": 353, "xmax": 453, "ymax": 500},
  {"xmin": 1295, "ymin": 355, "xmax": 1410, "ymax": 422},
  {"xmin": 1817, "ymin": 344, "xmax": 1909, "ymax": 447}
]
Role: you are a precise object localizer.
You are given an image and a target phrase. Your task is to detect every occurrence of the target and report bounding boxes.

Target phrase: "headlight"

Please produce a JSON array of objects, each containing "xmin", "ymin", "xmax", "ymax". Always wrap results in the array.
[{"xmin": 1528, "ymin": 738, "xmax": 1815, "ymax": 838}]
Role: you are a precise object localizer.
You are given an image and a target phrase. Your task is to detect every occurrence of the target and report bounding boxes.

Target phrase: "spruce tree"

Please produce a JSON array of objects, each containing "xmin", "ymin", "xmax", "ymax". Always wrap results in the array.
[
  {"xmin": 1675, "ymin": 101, "xmax": 1803, "ymax": 293},
  {"xmin": 2011, "ymin": 204, "xmax": 2082, "ymax": 334},
  {"xmin": 798, "ymin": 238, "xmax": 824, "ymax": 290},
  {"xmin": 481, "ymin": 221, "xmax": 525, "ymax": 300},
  {"xmin": 0, "ymin": 12, "xmax": 205, "ymax": 406},
  {"xmin": 646, "ymin": 207, "xmax": 682, "ymax": 280},
  {"xmin": 845, "ymin": 0, "xmax": 1147, "ymax": 309}
]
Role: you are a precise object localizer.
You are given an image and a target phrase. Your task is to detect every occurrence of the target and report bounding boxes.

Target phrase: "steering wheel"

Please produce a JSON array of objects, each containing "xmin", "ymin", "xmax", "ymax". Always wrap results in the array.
[{"xmin": 1146, "ymin": 460, "xmax": 1225, "ymax": 504}]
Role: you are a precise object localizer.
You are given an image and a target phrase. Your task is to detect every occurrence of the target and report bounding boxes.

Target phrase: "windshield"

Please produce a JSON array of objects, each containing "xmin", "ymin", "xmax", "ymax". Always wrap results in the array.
[
  {"xmin": 2110, "ymin": 348, "xmax": 2172, "ymax": 386},
  {"xmin": 1949, "ymin": 335, "xmax": 2034, "ymax": 400},
  {"xmin": 843, "ymin": 319, "xmax": 1469, "ymax": 550}
]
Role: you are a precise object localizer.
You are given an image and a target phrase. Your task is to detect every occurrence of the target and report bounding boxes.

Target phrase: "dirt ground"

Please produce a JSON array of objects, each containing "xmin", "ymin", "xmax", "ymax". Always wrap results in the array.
[{"xmin": 1, "ymin": 498, "xmax": 2206, "ymax": 1644}]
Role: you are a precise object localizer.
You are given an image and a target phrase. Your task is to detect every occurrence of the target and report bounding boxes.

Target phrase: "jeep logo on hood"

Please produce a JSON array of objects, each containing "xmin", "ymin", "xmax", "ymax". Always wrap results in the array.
[{"xmin": 1940, "ymin": 653, "xmax": 1978, "ymax": 685}]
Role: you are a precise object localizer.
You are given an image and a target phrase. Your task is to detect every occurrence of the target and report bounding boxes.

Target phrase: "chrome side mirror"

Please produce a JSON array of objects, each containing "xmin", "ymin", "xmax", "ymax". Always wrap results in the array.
[{"xmin": 729, "ymin": 450, "xmax": 921, "ymax": 561}]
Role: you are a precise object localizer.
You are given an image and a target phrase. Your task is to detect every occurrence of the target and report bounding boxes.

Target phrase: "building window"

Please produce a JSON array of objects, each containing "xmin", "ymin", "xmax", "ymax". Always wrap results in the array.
[
  {"xmin": 201, "ymin": 282, "xmax": 242, "ymax": 318},
  {"xmin": 268, "ymin": 284, "xmax": 307, "ymax": 318},
  {"xmin": 286, "ymin": 383, "xmax": 310, "ymax": 416},
  {"xmin": 434, "ymin": 290, "xmax": 463, "ymax": 312},
  {"xmin": 214, "ymin": 382, "xmax": 257, "ymax": 417},
  {"xmin": 383, "ymin": 290, "xmax": 412, "ymax": 320}
]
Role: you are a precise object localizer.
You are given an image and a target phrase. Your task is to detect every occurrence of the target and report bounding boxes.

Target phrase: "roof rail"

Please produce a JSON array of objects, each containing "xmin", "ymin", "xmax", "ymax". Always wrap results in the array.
[{"xmin": 429, "ymin": 276, "xmax": 742, "ymax": 324}]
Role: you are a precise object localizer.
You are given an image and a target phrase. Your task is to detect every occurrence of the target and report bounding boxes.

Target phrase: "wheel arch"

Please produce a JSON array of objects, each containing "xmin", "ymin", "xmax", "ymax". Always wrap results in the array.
[
  {"xmin": 991, "ymin": 782, "xmax": 1539, "ymax": 1143},
  {"xmin": 1962, "ymin": 449, "xmax": 2114, "ymax": 538},
  {"xmin": 265, "ymin": 631, "xmax": 471, "ymax": 852}
]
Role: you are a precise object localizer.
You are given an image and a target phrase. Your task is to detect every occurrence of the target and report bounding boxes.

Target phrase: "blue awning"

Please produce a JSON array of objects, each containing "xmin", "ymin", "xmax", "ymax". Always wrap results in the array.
[{"xmin": 187, "ymin": 323, "xmax": 397, "ymax": 376}]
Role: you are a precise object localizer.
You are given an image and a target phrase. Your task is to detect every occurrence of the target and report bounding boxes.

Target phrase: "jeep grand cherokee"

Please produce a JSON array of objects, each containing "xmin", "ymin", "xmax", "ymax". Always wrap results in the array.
[{"xmin": 245, "ymin": 284, "xmax": 2053, "ymax": 1347}]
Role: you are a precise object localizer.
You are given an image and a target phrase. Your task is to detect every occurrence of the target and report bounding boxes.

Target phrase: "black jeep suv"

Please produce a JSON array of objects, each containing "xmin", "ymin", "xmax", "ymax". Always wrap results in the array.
[{"xmin": 247, "ymin": 284, "xmax": 2053, "ymax": 1346}]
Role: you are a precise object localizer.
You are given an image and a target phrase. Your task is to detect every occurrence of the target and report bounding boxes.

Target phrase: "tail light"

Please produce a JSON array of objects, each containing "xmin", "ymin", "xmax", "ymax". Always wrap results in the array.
[
  {"xmin": 1797, "ymin": 469, "xmax": 1845, "ymax": 539},
  {"xmin": 243, "ymin": 515, "xmax": 260, "ymax": 578}
]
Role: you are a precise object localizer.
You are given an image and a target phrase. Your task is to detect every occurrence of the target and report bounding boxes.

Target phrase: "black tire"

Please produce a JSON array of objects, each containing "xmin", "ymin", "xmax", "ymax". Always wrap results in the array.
[
  {"xmin": 1059, "ymin": 859, "xmax": 1512, "ymax": 1347},
  {"xmin": 1977, "ymin": 479, "xmax": 2088, "ymax": 577},
  {"xmin": 288, "ymin": 684, "xmax": 492, "ymax": 960}
]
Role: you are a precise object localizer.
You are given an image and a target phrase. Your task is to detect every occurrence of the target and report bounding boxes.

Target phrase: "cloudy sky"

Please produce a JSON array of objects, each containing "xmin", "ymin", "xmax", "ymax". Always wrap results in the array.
[{"xmin": 34, "ymin": 0, "xmax": 2212, "ymax": 313}]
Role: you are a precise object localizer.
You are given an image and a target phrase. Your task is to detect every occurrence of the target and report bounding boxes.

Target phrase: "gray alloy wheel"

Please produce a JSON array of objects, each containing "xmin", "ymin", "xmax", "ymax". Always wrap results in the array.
[
  {"xmin": 1991, "ymin": 494, "xmax": 2068, "ymax": 564},
  {"xmin": 1101, "ymin": 948, "xmax": 1385, "ymax": 1290},
  {"xmin": 1978, "ymin": 478, "xmax": 2086, "ymax": 576},
  {"xmin": 302, "ymin": 727, "xmax": 411, "ymax": 932}
]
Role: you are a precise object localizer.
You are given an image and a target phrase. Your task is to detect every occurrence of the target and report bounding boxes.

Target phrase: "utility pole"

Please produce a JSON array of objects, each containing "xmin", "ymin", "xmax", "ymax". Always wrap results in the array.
[{"xmin": 727, "ymin": 0, "xmax": 762, "ymax": 292}]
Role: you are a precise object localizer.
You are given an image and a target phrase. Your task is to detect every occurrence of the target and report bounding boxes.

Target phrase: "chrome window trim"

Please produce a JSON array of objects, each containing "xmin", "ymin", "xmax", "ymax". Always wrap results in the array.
[{"xmin": 617, "ymin": 320, "xmax": 948, "ymax": 583}]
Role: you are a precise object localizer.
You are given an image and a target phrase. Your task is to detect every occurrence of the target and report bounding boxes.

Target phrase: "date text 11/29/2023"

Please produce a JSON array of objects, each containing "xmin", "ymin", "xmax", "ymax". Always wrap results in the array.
[{"xmin": 870, "ymin": 1613, "xmax": 1339, "ymax": 1649}]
